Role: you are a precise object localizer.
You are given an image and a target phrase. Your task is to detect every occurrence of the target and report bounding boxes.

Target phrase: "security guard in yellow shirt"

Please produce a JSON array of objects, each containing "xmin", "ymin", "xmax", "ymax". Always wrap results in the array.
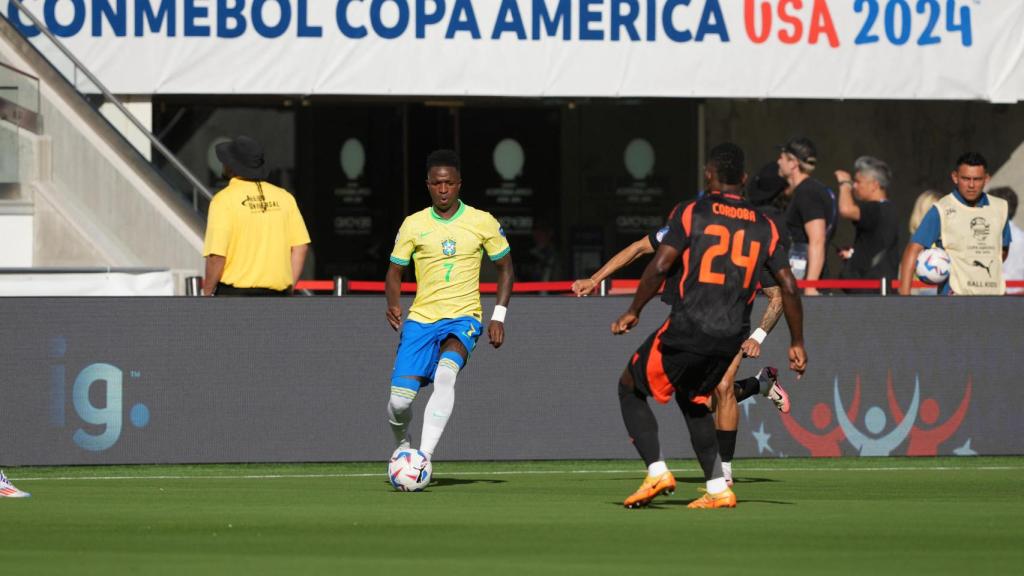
[{"xmin": 202, "ymin": 136, "xmax": 311, "ymax": 296}]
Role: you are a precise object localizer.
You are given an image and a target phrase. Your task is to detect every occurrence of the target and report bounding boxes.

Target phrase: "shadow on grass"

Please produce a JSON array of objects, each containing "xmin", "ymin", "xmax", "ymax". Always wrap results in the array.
[
  {"xmin": 730, "ymin": 476, "xmax": 778, "ymax": 485},
  {"xmin": 428, "ymin": 477, "xmax": 507, "ymax": 488}
]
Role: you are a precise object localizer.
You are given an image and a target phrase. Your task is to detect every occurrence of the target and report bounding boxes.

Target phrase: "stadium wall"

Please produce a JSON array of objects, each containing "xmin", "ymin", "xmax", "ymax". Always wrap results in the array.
[{"xmin": 0, "ymin": 296, "xmax": 1021, "ymax": 466}]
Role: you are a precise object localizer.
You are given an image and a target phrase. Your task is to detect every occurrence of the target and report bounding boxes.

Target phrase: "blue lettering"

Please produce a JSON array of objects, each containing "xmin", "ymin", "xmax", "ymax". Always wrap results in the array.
[
  {"xmin": 7, "ymin": 1, "xmax": 40, "ymax": 38},
  {"xmin": 446, "ymin": 0, "xmax": 479, "ymax": 39},
  {"xmin": 253, "ymin": 0, "xmax": 291, "ymax": 38},
  {"xmin": 135, "ymin": 0, "xmax": 176, "ymax": 37},
  {"xmin": 696, "ymin": 0, "xmax": 727, "ymax": 42},
  {"xmin": 218, "ymin": 0, "xmax": 246, "ymax": 38},
  {"xmin": 297, "ymin": 0, "xmax": 322, "ymax": 37},
  {"xmin": 611, "ymin": 0, "xmax": 639, "ymax": 41},
  {"xmin": 416, "ymin": 0, "xmax": 445, "ymax": 38},
  {"xmin": 337, "ymin": 0, "xmax": 368, "ymax": 38},
  {"xmin": 72, "ymin": 363, "xmax": 123, "ymax": 452},
  {"xmin": 663, "ymin": 0, "xmax": 691, "ymax": 43},
  {"xmin": 46, "ymin": 0, "xmax": 86, "ymax": 37},
  {"xmin": 371, "ymin": 0, "xmax": 409, "ymax": 39},
  {"xmin": 532, "ymin": 0, "xmax": 569, "ymax": 40},
  {"xmin": 184, "ymin": 0, "xmax": 210, "ymax": 37},
  {"xmin": 493, "ymin": 0, "xmax": 526, "ymax": 39},
  {"xmin": 49, "ymin": 337, "xmax": 67, "ymax": 427},
  {"xmin": 646, "ymin": 0, "xmax": 655, "ymax": 41},
  {"xmin": 579, "ymin": 0, "xmax": 602, "ymax": 41},
  {"xmin": 92, "ymin": 0, "xmax": 126, "ymax": 37}
]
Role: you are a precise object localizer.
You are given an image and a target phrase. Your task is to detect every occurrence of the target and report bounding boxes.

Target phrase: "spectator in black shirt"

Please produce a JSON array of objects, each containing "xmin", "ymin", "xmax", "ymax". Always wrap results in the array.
[
  {"xmin": 835, "ymin": 156, "xmax": 901, "ymax": 293},
  {"xmin": 777, "ymin": 137, "xmax": 837, "ymax": 296}
]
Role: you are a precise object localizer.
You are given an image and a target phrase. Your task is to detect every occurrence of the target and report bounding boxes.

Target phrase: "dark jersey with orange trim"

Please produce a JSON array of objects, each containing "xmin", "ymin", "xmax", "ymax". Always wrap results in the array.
[{"xmin": 659, "ymin": 191, "xmax": 788, "ymax": 356}]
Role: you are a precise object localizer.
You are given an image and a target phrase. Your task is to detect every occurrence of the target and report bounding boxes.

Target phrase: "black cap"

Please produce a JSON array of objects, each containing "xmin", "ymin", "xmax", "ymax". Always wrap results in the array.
[
  {"xmin": 746, "ymin": 161, "xmax": 788, "ymax": 205},
  {"xmin": 780, "ymin": 137, "xmax": 818, "ymax": 166},
  {"xmin": 215, "ymin": 136, "xmax": 269, "ymax": 180}
]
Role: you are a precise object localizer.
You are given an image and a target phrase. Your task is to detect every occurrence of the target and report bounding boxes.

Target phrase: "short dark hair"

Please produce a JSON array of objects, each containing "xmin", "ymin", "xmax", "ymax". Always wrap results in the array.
[
  {"xmin": 426, "ymin": 149, "xmax": 460, "ymax": 175},
  {"xmin": 708, "ymin": 143, "xmax": 745, "ymax": 186},
  {"xmin": 955, "ymin": 152, "xmax": 987, "ymax": 171},
  {"xmin": 988, "ymin": 186, "xmax": 1018, "ymax": 220}
]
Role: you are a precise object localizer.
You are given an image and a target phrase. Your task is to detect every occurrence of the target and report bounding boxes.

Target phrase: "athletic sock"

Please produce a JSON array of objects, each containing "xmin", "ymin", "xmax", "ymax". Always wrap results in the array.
[
  {"xmin": 717, "ymin": 430, "xmax": 738, "ymax": 462},
  {"xmin": 387, "ymin": 387, "xmax": 416, "ymax": 449},
  {"xmin": 707, "ymin": 477, "xmax": 728, "ymax": 494},
  {"xmin": 734, "ymin": 377, "xmax": 760, "ymax": 402},
  {"xmin": 619, "ymin": 381, "xmax": 661, "ymax": 467},
  {"xmin": 419, "ymin": 357, "xmax": 461, "ymax": 457},
  {"xmin": 647, "ymin": 461, "xmax": 669, "ymax": 477},
  {"xmin": 681, "ymin": 405, "xmax": 723, "ymax": 482}
]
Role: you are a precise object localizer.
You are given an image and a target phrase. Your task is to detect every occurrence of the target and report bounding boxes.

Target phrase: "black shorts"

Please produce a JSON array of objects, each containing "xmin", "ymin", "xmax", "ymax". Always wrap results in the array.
[{"xmin": 628, "ymin": 320, "xmax": 734, "ymax": 405}]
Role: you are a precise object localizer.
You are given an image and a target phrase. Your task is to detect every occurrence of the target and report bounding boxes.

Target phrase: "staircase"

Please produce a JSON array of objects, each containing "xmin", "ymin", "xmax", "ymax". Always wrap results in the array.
[{"xmin": 0, "ymin": 8, "xmax": 208, "ymax": 283}]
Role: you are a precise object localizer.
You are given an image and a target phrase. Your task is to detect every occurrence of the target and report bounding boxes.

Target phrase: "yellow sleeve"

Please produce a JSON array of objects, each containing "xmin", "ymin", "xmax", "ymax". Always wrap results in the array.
[
  {"xmin": 202, "ymin": 196, "xmax": 232, "ymax": 257},
  {"xmin": 287, "ymin": 197, "xmax": 311, "ymax": 246},
  {"xmin": 482, "ymin": 213, "xmax": 511, "ymax": 261},
  {"xmin": 390, "ymin": 218, "xmax": 416, "ymax": 266}
]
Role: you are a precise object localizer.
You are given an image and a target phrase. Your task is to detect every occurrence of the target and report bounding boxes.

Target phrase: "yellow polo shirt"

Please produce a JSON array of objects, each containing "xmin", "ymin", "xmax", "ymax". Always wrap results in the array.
[
  {"xmin": 203, "ymin": 178, "xmax": 310, "ymax": 291},
  {"xmin": 390, "ymin": 201, "xmax": 510, "ymax": 323}
]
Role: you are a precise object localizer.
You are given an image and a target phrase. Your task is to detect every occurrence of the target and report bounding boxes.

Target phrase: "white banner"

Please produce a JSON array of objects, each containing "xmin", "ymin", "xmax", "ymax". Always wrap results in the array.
[
  {"xmin": 0, "ymin": 269, "xmax": 175, "ymax": 295},
  {"xmin": 5, "ymin": 0, "xmax": 1024, "ymax": 101}
]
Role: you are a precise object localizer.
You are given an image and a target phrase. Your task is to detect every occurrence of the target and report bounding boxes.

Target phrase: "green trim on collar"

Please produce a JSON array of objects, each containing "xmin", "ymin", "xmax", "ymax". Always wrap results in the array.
[{"xmin": 431, "ymin": 200, "xmax": 466, "ymax": 222}]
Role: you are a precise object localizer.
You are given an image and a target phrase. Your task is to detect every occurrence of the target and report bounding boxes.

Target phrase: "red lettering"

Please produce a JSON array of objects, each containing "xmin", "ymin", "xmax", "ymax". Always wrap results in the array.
[
  {"xmin": 778, "ymin": 0, "xmax": 802, "ymax": 44},
  {"xmin": 744, "ymin": 0, "xmax": 771, "ymax": 44},
  {"xmin": 808, "ymin": 0, "xmax": 839, "ymax": 47}
]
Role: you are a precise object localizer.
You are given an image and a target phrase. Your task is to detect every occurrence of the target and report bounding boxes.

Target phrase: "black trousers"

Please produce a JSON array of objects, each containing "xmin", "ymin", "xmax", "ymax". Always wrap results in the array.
[{"xmin": 215, "ymin": 283, "xmax": 290, "ymax": 296}]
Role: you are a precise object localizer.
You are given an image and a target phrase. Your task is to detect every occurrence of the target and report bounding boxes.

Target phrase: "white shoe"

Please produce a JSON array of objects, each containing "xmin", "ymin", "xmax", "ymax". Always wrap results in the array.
[
  {"xmin": 0, "ymin": 470, "xmax": 31, "ymax": 498},
  {"xmin": 758, "ymin": 366, "xmax": 791, "ymax": 414}
]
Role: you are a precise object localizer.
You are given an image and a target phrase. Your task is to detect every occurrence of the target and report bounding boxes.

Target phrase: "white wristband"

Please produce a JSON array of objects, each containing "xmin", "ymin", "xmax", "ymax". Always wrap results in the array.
[
  {"xmin": 491, "ymin": 305, "xmax": 508, "ymax": 323},
  {"xmin": 749, "ymin": 328, "xmax": 767, "ymax": 345}
]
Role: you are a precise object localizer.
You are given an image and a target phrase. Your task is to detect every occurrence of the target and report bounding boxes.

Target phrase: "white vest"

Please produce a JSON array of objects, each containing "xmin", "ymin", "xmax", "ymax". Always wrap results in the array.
[{"xmin": 936, "ymin": 194, "xmax": 1008, "ymax": 295}]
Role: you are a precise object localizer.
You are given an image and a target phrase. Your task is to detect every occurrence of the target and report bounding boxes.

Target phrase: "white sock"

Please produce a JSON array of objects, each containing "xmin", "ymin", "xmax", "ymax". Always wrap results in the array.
[
  {"xmin": 721, "ymin": 461, "xmax": 732, "ymax": 479},
  {"xmin": 647, "ymin": 461, "xmax": 669, "ymax": 477},
  {"xmin": 419, "ymin": 360, "xmax": 459, "ymax": 457},
  {"xmin": 387, "ymin": 387, "xmax": 416, "ymax": 449},
  {"xmin": 707, "ymin": 477, "xmax": 728, "ymax": 494}
]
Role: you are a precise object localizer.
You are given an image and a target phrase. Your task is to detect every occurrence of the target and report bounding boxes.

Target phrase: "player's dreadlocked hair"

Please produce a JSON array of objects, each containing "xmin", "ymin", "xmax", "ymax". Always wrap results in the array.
[
  {"xmin": 426, "ymin": 149, "xmax": 461, "ymax": 176},
  {"xmin": 708, "ymin": 143, "xmax": 745, "ymax": 186}
]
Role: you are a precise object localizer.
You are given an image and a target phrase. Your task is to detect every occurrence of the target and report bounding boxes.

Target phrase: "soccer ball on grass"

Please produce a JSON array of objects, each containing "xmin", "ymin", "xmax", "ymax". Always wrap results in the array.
[
  {"xmin": 388, "ymin": 448, "xmax": 432, "ymax": 492},
  {"xmin": 915, "ymin": 247, "xmax": 951, "ymax": 285}
]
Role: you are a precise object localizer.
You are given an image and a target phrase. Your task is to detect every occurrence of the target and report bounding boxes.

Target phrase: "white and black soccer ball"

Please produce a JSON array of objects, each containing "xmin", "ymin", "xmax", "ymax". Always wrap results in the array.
[
  {"xmin": 388, "ymin": 448, "xmax": 432, "ymax": 492},
  {"xmin": 915, "ymin": 247, "xmax": 951, "ymax": 285}
]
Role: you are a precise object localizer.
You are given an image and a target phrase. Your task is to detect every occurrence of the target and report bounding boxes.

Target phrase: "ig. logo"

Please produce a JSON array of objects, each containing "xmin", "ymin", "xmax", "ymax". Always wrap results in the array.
[{"xmin": 50, "ymin": 336, "xmax": 150, "ymax": 452}]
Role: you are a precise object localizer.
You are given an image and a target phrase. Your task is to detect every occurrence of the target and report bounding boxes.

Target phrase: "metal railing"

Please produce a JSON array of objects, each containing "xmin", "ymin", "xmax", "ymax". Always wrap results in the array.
[
  {"xmin": 183, "ymin": 277, "xmax": 1024, "ymax": 296},
  {"xmin": 0, "ymin": 60, "xmax": 40, "ymax": 133},
  {"xmin": 4, "ymin": 0, "xmax": 213, "ymax": 211}
]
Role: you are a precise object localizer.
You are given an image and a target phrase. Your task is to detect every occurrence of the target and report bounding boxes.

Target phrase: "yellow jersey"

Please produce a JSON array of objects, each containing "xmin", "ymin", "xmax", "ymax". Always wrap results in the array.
[
  {"xmin": 390, "ymin": 201, "xmax": 510, "ymax": 323},
  {"xmin": 203, "ymin": 178, "xmax": 311, "ymax": 291}
]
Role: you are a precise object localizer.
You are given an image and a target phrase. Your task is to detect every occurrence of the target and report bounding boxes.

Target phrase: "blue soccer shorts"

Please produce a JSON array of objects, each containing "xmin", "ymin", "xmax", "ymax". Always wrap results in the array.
[{"xmin": 390, "ymin": 316, "xmax": 483, "ymax": 392}]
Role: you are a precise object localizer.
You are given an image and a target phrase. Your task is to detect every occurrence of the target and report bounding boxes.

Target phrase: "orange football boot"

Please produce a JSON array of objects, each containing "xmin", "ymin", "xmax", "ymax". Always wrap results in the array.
[
  {"xmin": 623, "ymin": 470, "xmax": 676, "ymax": 509},
  {"xmin": 686, "ymin": 487, "xmax": 737, "ymax": 509}
]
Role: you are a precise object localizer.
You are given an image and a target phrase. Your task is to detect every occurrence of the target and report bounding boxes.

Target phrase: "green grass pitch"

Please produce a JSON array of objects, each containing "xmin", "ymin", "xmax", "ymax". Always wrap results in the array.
[{"xmin": 2, "ymin": 457, "xmax": 1021, "ymax": 575}]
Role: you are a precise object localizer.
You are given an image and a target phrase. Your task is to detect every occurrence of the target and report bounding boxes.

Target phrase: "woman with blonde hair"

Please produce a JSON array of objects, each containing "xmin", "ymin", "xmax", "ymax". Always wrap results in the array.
[
  {"xmin": 909, "ymin": 189, "xmax": 942, "ymax": 235},
  {"xmin": 906, "ymin": 189, "xmax": 943, "ymax": 295}
]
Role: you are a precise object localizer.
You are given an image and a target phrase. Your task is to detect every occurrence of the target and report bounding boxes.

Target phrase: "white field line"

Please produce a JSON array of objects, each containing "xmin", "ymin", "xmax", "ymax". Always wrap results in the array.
[{"xmin": 11, "ymin": 465, "xmax": 1024, "ymax": 482}]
